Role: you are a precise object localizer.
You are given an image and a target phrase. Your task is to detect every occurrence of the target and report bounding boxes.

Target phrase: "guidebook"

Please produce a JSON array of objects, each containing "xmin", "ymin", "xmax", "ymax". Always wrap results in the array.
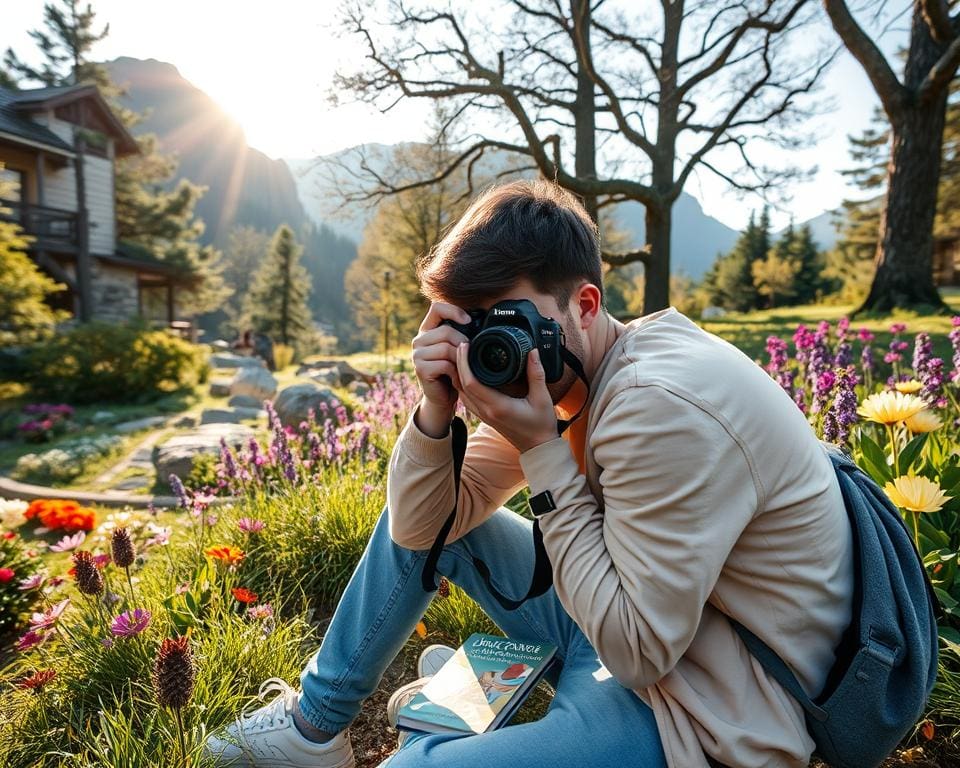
[{"xmin": 396, "ymin": 632, "xmax": 558, "ymax": 735}]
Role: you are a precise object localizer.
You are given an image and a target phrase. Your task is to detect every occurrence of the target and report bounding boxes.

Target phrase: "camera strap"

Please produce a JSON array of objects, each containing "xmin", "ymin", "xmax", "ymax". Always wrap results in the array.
[{"xmin": 420, "ymin": 345, "xmax": 592, "ymax": 612}]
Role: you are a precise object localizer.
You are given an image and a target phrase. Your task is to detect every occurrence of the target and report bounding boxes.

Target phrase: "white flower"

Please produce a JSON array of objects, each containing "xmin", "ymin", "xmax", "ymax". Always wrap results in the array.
[{"xmin": 0, "ymin": 499, "xmax": 28, "ymax": 529}]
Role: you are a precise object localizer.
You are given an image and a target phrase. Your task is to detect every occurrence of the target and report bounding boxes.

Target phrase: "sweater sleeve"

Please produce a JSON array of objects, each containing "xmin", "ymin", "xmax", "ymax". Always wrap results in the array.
[
  {"xmin": 385, "ymin": 404, "xmax": 529, "ymax": 550},
  {"xmin": 518, "ymin": 384, "xmax": 760, "ymax": 690}
]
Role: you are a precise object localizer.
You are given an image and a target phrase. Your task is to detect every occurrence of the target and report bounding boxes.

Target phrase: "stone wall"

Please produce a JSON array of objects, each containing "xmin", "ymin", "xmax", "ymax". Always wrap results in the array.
[{"xmin": 90, "ymin": 262, "xmax": 139, "ymax": 323}]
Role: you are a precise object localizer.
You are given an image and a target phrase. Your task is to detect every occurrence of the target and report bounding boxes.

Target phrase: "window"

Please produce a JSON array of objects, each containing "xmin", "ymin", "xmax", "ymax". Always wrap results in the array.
[{"xmin": 0, "ymin": 167, "xmax": 24, "ymax": 202}]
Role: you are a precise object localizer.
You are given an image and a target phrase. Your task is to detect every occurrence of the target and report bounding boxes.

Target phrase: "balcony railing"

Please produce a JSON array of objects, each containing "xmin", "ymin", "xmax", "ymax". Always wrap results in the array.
[{"xmin": 0, "ymin": 198, "xmax": 79, "ymax": 251}]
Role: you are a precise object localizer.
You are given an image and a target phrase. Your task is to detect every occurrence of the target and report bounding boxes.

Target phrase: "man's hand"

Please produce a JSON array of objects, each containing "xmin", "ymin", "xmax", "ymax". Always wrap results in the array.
[
  {"xmin": 410, "ymin": 302, "xmax": 471, "ymax": 438},
  {"xmin": 455, "ymin": 342, "xmax": 559, "ymax": 453}
]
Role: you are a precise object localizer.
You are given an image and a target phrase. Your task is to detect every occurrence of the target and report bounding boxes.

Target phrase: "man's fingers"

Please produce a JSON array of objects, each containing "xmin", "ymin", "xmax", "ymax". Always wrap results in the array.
[
  {"xmin": 526, "ymin": 348, "xmax": 552, "ymax": 408},
  {"xmin": 419, "ymin": 302, "xmax": 472, "ymax": 333},
  {"xmin": 418, "ymin": 360, "xmax": 462, "ymax": 391},
  {"xmin": 412, "ymin": 324, "xmax": 469, "ymax": 351},
  {"xmin": 456, "ymin": 342, "xmax": 494, "ymax": 406}
]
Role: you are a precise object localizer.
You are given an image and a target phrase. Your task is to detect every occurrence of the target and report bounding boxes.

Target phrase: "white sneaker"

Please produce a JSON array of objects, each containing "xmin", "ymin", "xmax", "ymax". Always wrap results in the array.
[
  {"xmin": 203, "ymin": 678, "xmax": 355, "ymax": 768},
  {"xmin": 417, "ymin": 644, "xmax": 455, "ymax": 677},
  {"xmin": 386, "ymin": 676, "xmax": 432, "ymax": 750}
]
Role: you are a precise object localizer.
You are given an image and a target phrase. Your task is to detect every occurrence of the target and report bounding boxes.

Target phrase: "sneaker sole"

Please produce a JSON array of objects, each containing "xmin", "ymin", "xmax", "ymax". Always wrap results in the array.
[{"xmin": 417, "ymin": 644, "xmax": 456, "ymax": 677}]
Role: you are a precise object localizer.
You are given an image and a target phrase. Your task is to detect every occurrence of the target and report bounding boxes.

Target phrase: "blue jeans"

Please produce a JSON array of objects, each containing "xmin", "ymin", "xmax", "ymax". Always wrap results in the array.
[{"xmin": 298, "ymin": 504, "xmax": 667, "ymax": 768}]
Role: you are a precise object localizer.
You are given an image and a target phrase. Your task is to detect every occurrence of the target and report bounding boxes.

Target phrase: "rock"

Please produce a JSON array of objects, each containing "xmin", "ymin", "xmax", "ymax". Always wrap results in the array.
[
  {"xmin": 91, "ymin": 410, "xmax": 116, "ymax": 424},
  {"xmin": 228, "ymin": 394, "xmax": 262, "ymax": 409},
  {"xmin": 306, "ymin": 367, "xmax": 342, "ymax": 387},
  {"xmin": 171, "ymin": 415, "xmax": 198, "ymax": 429},
  {"xmin": 153, "ymin": 423, "xmax": 255, "ymax": 480},
  {"xmin": 200, "ymin": 407, "xmax": 264, "ymax": 425},
  {"xmin": 348, "ymin": 381, "xmax": 371, "ymax": 398},
  {"xmin": 274, "ymin": 383, "xmax": 338, "ymax": 428},
  {"xmin": 209, "ymin": 352, "xmax": 265, "ymax": 369},
  {"xmin": 209, "ymin": 378, "xmax": 232, "ymax": 397},
  {"xmin": 230, "ymin": 366, "xmax": 278, "ymax": 402},
  {"xmin": 114, "ymin": 415, "xmax": 168, "ymax": 434},
  {"xmin": 296, "ymin": 359, "xmax": 374, "ymax": 386},
  {"xmin": 210, "ymin": 339, "xmax": 231, "ymax": 351},
  {"xmin": 111, "ymin": 476, "xmax": 152, "ymax": 491}
]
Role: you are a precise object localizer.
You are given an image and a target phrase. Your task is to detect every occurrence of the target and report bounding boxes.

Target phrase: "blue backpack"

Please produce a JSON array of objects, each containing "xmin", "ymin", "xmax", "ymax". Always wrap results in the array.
[{"xmin": 730, "ymin": 440, "xmax": 941, "ymax": 768}]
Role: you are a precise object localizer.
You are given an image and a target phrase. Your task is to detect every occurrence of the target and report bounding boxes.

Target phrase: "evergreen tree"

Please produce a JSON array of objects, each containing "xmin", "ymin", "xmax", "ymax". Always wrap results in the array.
[
  {"xmin": 704, "ymin": 208, "xmax": 771, "ymax": 311},
  {"xmin": 6, "ymin": 0, "xmax": 229, "ymax": 315},
  {"xmin": 299, "ymin": 222, "xmax": 357, "ymax": 347},
  {"xmin": 751, "ymin": 247, "xmax": 800, "ymax": 308},
  {"xmin": 0, "ymin": 171, "xmax": 68, "ymax": 346},
  {"xmin": 243, "ymin": 225, "xmax": 313, "ymax": 350}
]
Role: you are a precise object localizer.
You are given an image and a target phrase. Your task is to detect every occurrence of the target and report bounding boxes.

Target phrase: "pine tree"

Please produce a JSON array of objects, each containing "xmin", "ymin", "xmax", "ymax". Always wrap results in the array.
[
  {"xmin": 704, "ymin": 208, "xmax": 771, "ymax": 311},
  {"xmin": 243, "ymin": 225, "xmax": 313, "ymax": 350}
]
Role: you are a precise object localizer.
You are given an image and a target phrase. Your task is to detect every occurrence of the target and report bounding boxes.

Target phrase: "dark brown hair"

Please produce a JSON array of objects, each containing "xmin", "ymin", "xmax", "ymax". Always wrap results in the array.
[{"xmin": 417, "ymin": 178, "xmax": 602, "ymax": 311}]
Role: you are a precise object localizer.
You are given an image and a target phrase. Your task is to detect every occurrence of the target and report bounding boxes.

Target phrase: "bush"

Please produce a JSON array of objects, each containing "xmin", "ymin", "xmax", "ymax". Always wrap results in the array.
[
  {"xmin": 23, "ymin": 322, "xmax": 207, "ymax": 404},
  {"xmin": 0, "ymin": 530, "xmax": 43, "ymax": 636},
  {"xmin": 12, "ymin": 435, "xmax": 125, "ymax": 485}
]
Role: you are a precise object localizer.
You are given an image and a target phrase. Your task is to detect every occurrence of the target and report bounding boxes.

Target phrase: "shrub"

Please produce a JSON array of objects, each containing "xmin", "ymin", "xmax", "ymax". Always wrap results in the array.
[
  {"xmin": 23, "ymin": 322, "xmax": 207, "ymax": 404},
  {"xmin": 12, "ymin": 435, "xmax": 125, "ymax": 485},
  {"xmin": 0, "ymin": 530, "xmax": 43, "ymax": 636},
  {"xmin": 273, "ymin": 343, "xmax": 295, "ymax": 371}
]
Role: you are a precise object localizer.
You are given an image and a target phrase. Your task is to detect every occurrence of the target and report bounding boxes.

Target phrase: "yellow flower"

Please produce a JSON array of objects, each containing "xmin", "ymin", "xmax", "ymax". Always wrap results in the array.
[
  {"xmin": 895, "ymin": 380, "xmax": 923, "ymax": 394},
  {"xmin": 857, "ymin": 391, "xmax": 927, "ymax": 425},
  {"xmin": 904, "ymin": 410, "xmax": 943, "ymax": 434},
  {"xmin": 883, "ymin": 476, "xmax": 951, "ymax": 514}
]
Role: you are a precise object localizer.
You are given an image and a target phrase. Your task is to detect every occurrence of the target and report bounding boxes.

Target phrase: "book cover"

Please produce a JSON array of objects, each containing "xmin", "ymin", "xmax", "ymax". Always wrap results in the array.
[{"xmin": 396, "ymin": 633, "xmax": 558, "ymax": 735}]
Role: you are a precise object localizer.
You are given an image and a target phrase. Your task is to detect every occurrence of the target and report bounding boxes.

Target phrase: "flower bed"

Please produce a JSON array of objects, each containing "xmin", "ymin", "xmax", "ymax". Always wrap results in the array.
[{"xmin": 11, "ymin": 434, "xmax": 125, "ymax": 485}]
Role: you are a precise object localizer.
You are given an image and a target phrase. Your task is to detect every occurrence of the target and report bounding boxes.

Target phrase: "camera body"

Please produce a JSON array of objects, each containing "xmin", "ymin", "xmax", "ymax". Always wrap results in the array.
[{"xmin": 441, "ymin": 299, "xmax": 565, "ymax": 388}]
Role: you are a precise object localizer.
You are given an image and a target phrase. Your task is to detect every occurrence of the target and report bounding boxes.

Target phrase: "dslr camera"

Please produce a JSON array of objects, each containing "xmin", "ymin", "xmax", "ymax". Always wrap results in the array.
[{"xmin": 441, "ymin": 299, "xmax": 565, "ymax": 388}]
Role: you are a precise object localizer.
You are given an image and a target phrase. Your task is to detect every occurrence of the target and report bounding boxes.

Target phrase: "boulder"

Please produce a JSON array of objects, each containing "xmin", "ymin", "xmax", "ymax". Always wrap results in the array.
[
  {"xmin": 209, "ymin": 352, "xmax": 265, "ymax": 369},
  {"xmin": 296, "ymin": 359, "xmax": 374, "ymax": 386},
  {"xmin": 153, "ymin": 423, "xmax": 255, "ymax": 480},
  {"xmin": 209, "ymin": 378, "xmax": 232, "ymax": 397},
  {"xmin": 229, "ymin": 366, "xmax": 277, "ymax": 401},
  {"xmin": 91, "ymin": 410, "xmax": 116, "ymax": 424},
  {"xmin": 114, "ymin": 415, "xmax": 168, "ymax": 434},
  {"xmin": 172, "ymin": 414, "xmax": 198, "ymax": 429},
  {"xmin": 274, "ymin": 383, "xmax": 338, "ymax": 428},
  {"xmin": 348, "ymin": 381, "xmax": 371, "ymax": 398},
  {"xmin": 228, "ymin": 394, "xmax": 262, "ymax": 409},
  {"xmin": 210, "ymin": 339, "xmax": 231, "ymax": 351},
  {"xmin": 306, "ymin": 367, "xmax": 342, "ymax": 387}
]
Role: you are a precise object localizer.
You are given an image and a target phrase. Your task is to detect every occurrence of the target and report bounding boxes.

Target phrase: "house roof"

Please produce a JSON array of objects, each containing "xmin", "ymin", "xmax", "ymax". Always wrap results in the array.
[
  {"xmin": 0, "ymin": 87, "xmax": 75, "ymax": 156},
  {"xmin": 0, "ymin": 83, "xmax": 139, "ymax": 156}
]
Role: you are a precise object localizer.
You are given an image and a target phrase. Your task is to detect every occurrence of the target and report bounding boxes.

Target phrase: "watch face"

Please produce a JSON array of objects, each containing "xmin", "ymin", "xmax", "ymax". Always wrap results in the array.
[{"xmin": 530, "ymin": 490, "xmax": 556, "ymax": 516}]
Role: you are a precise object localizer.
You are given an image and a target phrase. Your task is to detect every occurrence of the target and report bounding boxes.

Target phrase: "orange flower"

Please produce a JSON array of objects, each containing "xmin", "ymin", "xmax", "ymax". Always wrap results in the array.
[
  {"xmin": 204, "ymin": 545, "xmax": 245, "ymax": 565},
  {"xmin": 231, "ymin": 587, "xmax": 258, "ymax": 604},
  {"xmin": 25, "ymin": 499, "xmax": 95, "ymax": 532}
]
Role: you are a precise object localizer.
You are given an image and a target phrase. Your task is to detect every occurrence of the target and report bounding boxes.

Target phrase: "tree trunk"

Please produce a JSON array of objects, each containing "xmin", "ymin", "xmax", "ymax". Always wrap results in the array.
[
  {"xmin": 572, "ymin": 0, "xmax": 598, "ymax": 224},
  {"xmin": 857, "ymin": 11, "xmax": 951, "ymax": 314},
  {"xmin": 643, "ymin": 204, "xmax": 671, "ymax": 313}
]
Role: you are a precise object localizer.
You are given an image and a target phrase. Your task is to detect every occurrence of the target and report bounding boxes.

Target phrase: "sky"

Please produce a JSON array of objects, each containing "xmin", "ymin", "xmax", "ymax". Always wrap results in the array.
[{"xmin": 1, "ymin": 0, "xmax": 912, "ymax": 232}]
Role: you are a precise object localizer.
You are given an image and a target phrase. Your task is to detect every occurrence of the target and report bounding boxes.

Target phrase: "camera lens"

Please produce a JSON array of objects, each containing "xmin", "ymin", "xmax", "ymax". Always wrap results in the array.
[{"xmin": 469, "ymin": 326, "xmax": 534, "ymax": 387}]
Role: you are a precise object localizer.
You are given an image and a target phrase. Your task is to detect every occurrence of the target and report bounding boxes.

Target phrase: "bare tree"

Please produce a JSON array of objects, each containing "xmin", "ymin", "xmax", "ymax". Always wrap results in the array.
[
  {"xmin": 824, "ymin": 0, "xmax": 960, "ymax": 313},
  {"xmin": 324, "ymin": 0, "xmax": 832, "ymax": 312}
]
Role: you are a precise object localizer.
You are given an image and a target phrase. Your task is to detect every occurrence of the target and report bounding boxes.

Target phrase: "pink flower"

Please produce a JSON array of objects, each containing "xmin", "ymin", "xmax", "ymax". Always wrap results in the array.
[
  {"xmin": 50, "ymin": 531, "xmax": 86, "ymax": 552},
  {"xmin": 0, "ymin": 568, "xmax": 15, "ymax": 583},
  {"xmin": 144, "ymin": 525, "xmax": 171, "ymax": 548},
  {"xmin": 29, "ymin": 599, "xmax": 70, "ymax": 631},
  {"xmin": 110, "ymin": 608, "xmax": 151, "ymax": 638},
  {"xmin": 18, "ymin": 571, "xmax": 46, "ymax": 591},
  {"xmin": 93, "ymin": 553, "xmax": 111, "ymax": 568},
  {"xmin": 889, "ymin": 322, "xmax": 907, "ymax": 334},
  {"xmin": 237, "ymin": 517, "xmax": 265, "ymax": 534},
  {"xmin": 247, "ymin": 603, "xmax": 274, "ymax": 620},
  {"xmin": 15, "ymin": 630, "xmax": 49, "ymax": 652}
]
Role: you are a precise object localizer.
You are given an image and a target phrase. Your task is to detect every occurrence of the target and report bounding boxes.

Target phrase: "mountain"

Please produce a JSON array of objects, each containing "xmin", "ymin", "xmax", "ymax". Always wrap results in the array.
[{"xmin": 106, "ymin": 57, "xmax": 307, "ymax": 246}]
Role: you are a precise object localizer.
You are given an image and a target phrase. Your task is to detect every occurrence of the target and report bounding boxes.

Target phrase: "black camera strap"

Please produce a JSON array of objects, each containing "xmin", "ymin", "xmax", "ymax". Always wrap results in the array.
[{"xmin": 420, "ymin": 345, "xmax": 591, "ymax": 612}]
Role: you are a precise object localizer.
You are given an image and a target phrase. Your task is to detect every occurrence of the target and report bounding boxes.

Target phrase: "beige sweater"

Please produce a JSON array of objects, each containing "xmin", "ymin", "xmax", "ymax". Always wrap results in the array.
[{"xmin": 386, "ymin": 307, "xmax": 853, "ymax": 768}]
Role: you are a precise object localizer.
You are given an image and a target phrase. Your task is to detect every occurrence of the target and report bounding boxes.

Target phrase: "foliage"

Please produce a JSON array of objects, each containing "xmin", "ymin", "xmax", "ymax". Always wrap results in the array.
[
  {"xmin": 16, "ymin": 403, "xmax": 74, "ymax": 443},
  {"xmin": 272, "ymin": 343, "xmax": 295, "ymax": 371},
  {"xmin": 0, "ymin": 528, "xmax": 43, "ymax": 636},
  {"xmin": 242, "ymin": 225, "xmax": 314, "ymax": 352},
  {"xmin": 215, "ymin": 225, "xmax": 272, "ymax": 337},
  {"xmin": 13, "ymin": 436, "xmax": 124, "ymax": 484},
  {"xmin": 703, "ymin": 208, "xmax": 771, "ymax": 311},
  {"xmin": 22, "ymin": 322, "xmax": 207, "ymax": 404}
]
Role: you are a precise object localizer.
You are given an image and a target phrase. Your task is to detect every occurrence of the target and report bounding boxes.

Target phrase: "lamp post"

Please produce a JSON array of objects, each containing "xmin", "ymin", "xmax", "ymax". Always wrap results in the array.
[{"xmin": 383, "ymin": 269, "xmax": 392, "ymax": 371}]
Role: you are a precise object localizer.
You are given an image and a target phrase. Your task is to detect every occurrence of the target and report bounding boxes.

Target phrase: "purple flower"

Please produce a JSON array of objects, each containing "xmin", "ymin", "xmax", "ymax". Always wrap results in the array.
[
  {"xmin": 238, "ymin": 517, "xmax": 265, "ymax": 533},
  {"xmin": 813, "ymin": 369, "xmax": 837, "ymax": 414},
  {"xmin": 29, "ymin": 599, "xmax": 70, "ymax": 631},
  {"xmin": 50, "ymin": 531, "xmax": 86, "ymax": 552},
  {"xmin": 18, "ymin": 571, "xmax": 46, "ymax": 591},
  {"xmin": 889, "ymin": 322, "xmax": 907, "ymax": 335},
  {"xmin": 16, "ymin": 629, "xmax": 49, "ymax": 652},
  {"xmin": 827, "ymin": 366, "xmax": 858, "ymax": 444},
  {"xmin": 247, "ymin": 603, "xmax": 274, "ymax": 620},
  {"xmin": 169, "ymin": 474, "xmax": 190, "ymax": 509},
  {"xmin": 857, "ymin": 328, "xmax": 875, "ymax": 343},
  {"xmin": 111, "ymin": 608, "xmax": 151, "ymax": 638}
]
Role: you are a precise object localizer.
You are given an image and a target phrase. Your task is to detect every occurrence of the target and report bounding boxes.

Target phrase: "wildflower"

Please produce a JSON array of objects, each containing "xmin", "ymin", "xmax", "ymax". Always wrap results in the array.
[
  {"xmin": 231, "ymin": 587, "xmax": 258, "ymax": 604},
  {"xmin": 2, "ymin": 531, "xmax": 14, "ymax": 540},
  {"xmin": 894, "ymin": 380, "xmax": 923, "ymax": 394},
  {"xmin": 72, "ymin": 551, "xmax": 104, "ymax": 595},
  {"xmin": 18, "ymin": 571, "xmax": 46, "ymax": 591},
  {"xmin": 15, "ymin": 630, "xmax": 49, "ymax": 652},
  {"xmin": 857, "ymin": 392, "xmax": 927, "ymax": 425},
  {"xmin": 50, "ymin": 531, "xmax": 86, "ymax": 552},
  {"xmin": 111, "ymin": 528, "xmax": 136, "ymax": 568},
  {"xmin": 153, "ymin": 636, "xmax": 196, "ymax": 709},
  {"xmin": 884, "ymin": 476, "xmax": 951, "ymax": 514},
  {"xmin": 826, "ymin": 367, "xmax": 858, "ymax": 444},
  {"xmin": 0, "ymin": 498, "xmax": 28, "ymax": 528},
  {"xmin": 247, "ymin": 603, "xmax": 273, "ymax": 620},
  {"xmin": 93, "ymin": 553, "xmax": 111, "ymax": 568},
  {"xmin": 237, "ymin": 517, "xmax": 265, "ymax": 534},
  {"xmin": 169, "ymin": 474, "xmax": 190, "ymax": 509},
  {"xmin": 920, "ymin": 357, "xmax": 945, "ymax": 406},
  {"xmin": 813, "ymin": 370, "xmax": 836, "ymax": 414},
  {"xmin": 438, "ymin": 577, "xmax": 450, "ymax": 599},
  {"xmin": 111, "ymin": 608, "xmax": 152, "ymax": 638},
  {"xmin": 145, "ymin": 524, "xmax": 171, "ymax": 548},
  {"xmin": 29, "ymin": 598, "xmax": 70, "ymax": 631},
  {"xmin": 0, "ymin": 568, "xmax": 15, "ymax": 583},
  {"xmin": 204, "ymin": 545, "xmax": 245, "ymax": 565},
  {"xmin": 904, "ymin": 411, "xmax": 943, "ymax": 434},
  {"xmin": 102, "ymin": 637, "xmax": 114, "ymax": 649},
  {"xmin": 18, "ymin": 669, "xmax": 56, "ymax": 692},
  {"xmin": 219, "ymin": 437, "xmax": 239, "ymax": 482},
  {"xmin": 889, "ymin": 322, "xmax": 907, "ymax": 335}
]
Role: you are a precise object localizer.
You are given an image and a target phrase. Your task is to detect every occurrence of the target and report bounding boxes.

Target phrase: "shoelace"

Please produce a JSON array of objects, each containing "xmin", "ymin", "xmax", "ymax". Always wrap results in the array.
[{"xmin": 239, "ymin": 678, "xmax": 298, "ymax": 733}]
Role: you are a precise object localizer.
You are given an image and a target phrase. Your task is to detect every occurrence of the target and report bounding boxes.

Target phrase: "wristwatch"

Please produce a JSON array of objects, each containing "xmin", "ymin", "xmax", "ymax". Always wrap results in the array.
[{"xmin": 528, "ymin": 489, "xmax": 557, "ymax": 518}]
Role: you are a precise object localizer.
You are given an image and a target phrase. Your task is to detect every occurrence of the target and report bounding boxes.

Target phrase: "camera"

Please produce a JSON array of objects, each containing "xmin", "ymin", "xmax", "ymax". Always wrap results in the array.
[{"xmin": 441, "ymin": 299, "xmax": 565, "ymax": 388}]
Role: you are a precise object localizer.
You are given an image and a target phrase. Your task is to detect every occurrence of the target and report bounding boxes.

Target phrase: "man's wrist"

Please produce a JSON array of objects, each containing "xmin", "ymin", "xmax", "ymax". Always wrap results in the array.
[{"xmin": 414, "ymin": 398, "xmax": 456, "ymax": 439}]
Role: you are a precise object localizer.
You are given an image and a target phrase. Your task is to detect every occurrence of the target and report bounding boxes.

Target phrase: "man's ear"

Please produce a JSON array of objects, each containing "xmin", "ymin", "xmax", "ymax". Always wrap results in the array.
[{"xmin": 573, "ymin": 282, "xmax": 602, "ymax": 330}]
